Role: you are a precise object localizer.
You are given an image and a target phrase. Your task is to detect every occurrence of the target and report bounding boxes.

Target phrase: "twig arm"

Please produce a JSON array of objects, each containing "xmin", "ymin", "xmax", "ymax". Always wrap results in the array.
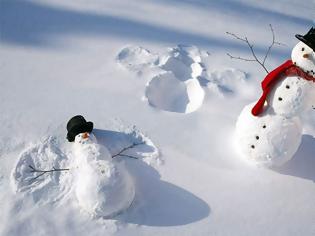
[
  {"xmin": 29, "ymin": 165, "xmax": 69, "ymax": 180},
  {"xmin": 111, "ymin": 141, "xmax": 145, "ymax": 159},
  {"xmin": 226, "ymin": 24, "xmax": 284, "ymax": 74}
]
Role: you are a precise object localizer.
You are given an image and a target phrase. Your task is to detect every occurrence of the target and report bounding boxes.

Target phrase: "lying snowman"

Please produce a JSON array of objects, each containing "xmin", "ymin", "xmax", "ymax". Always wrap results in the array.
[
  {"xmin": 67, "ymin": 115, "xmax": 135, "ymax": 217},
  {"xmin": 235, "ymin": 28, "xmax": 315, "ymax": 167}
]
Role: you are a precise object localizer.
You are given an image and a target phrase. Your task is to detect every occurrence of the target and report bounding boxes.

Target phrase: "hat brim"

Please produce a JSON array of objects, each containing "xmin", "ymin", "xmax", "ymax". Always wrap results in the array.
[
  {"xmin": 295, "ymin": 34, "xmax": 315, "ymax": 51},
  {"xmin": 67, "ymin": 121, "xmax": 93, "ymax": 142}
]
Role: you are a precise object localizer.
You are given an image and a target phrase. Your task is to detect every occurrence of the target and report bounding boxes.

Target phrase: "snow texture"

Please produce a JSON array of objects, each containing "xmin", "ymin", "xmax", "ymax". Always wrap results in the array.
[
  {"xmin": 118, "ymin": 45, "xmax": 207, "ymax": 113},
  {"xmin": 73, "ymin": 133, "xmax": 135, "ymax": 218},
  {"xmin": 235, "ymin": 103, "xmax": 302, "ymax": 167},
  {"xmin": 1, "ymin": 0, "xmax": 315, "ymax": 235},
  {"xmin": 10, "ymin": 126, "xmax": 158, "ymax": 219},
  {"xmin": 268, "ymin": 76, "xmax": 315, "ymax": 118},
  {"xmin": 116, "ymin": 46, "xmax": 159, "ymax": 72},
  {"xmin": 118, "ymin": 44, "xmax": 250, "ymax": 113},
  {"xmin": 11, "ymin": 136, "xmax": 71, "ymax": 205}
]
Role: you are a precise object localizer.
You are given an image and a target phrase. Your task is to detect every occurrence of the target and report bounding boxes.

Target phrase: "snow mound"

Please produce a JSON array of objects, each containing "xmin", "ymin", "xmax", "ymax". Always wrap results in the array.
[
  {"xmin": 116, "ymin": 46, "xmax": 159, "ymax": 72},
  {"xmin": 145, "ymin": 72, "xmax": 204, "ymax": 113},
  {"xmin": 160, "ymin": 45, "xmax": 208, "ymax": 81},
  {"xmin": 10, "ymin": 136, "xmax": 71, "ymax": 205},
  {"xmin": 117, "ymin": 45, "xmax": 209, "ymax": 113}
]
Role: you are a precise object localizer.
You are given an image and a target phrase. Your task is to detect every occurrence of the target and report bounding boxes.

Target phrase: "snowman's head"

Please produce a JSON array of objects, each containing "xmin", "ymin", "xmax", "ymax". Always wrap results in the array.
[
  {"xmin": 291, "ymin": 41, "xmax": 315, "ymax": 76},
  {"xmin": 74, "ymin": 132, "xmax": 97, "ymax": 146}
]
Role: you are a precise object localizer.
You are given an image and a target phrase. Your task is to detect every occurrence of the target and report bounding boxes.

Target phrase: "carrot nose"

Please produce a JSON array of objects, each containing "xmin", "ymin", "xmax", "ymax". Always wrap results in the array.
[
  {"xmin": 82, "ymin": 132, "xmax": 89, "ymax": 139},
  {"xmin": 303, "ymin": 53, "xmax": 310, "ymax": 59}
]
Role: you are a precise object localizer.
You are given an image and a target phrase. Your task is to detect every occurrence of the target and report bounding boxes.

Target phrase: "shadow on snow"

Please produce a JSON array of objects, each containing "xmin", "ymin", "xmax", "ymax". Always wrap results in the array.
[
  {"xmin": 0, "ymin": 0, "xmax": 289, "ymax": 58},
  {"xmin": 94, "ymin": 129, "xmax": 211, "ymax": 226},
  {"xmin": 273, "ymin": 135, "xmax": 315, "ymax": 183}
]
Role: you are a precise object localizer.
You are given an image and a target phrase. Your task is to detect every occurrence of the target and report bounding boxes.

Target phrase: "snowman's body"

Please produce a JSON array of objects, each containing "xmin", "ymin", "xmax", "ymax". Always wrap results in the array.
[
  {"xmin": 235, "ymin": 41, "xmax": 315, "ymax": 167},
  {"xmin": 235, "ymin": 103, "xmax": 302, "ymax": 166},
  {"xmin": 73, "ymin": 133, "xmax": 135, "ymax": 217}
]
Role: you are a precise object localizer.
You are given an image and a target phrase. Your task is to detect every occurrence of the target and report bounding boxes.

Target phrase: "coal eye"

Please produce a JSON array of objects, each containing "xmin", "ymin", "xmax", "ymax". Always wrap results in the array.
[
  {"xmin": 286, "ymin": 85, "xmax": 290, "ymax": 89},
  {"xmin": 302, "ymin": 47, "xmax": 305, "ymax": 51}
]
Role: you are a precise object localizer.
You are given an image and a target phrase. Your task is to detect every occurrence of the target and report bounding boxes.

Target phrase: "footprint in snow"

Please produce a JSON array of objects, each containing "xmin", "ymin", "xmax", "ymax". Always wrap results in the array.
[{"xmin": 117, "ymin": 45, "xmax": 249, "ymax": 113}]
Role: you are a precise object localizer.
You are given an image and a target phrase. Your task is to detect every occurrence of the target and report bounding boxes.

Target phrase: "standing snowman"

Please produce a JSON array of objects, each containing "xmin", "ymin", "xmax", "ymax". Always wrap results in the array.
[
  {"xmin": 235, "ymin": 28, "xmax": 315, "ymax": 167},
  {"xmin": 67, "ymin": 115, "xmax": 135, "ymax": 217}
]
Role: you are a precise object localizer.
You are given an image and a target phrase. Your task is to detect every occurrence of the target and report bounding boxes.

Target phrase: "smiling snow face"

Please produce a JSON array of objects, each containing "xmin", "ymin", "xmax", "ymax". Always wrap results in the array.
[{"xmin": 291, "ymin": 41, "xmax": 315, "ymax": 76}]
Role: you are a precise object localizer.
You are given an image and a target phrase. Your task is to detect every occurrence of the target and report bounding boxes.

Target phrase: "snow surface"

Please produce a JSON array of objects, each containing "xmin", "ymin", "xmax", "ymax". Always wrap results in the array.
[{"xmin": 1, "ymin": 0, "xmax": 315, "ymax": 235}]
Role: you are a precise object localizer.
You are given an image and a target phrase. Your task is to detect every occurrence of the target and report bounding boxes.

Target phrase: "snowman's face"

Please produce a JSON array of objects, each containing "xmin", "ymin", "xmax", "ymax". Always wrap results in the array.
[
  {"xmin": 291, "ymin": 41, "xmax": 315, "ymax": 76},
  {"xmin": 268, "ymin": 76, "xmax": 314, "ymax": 117},
  {"xmin": 74, "ymin": 132, "xmax": 97, "ymax": 145}
]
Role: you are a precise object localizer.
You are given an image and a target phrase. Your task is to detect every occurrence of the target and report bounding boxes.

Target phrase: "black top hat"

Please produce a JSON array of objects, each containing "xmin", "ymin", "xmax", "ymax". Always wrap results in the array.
[
  {"xmin": 66, "ymin": 115, "xmax": 93, "ymax": 142},
  {"xmin": 295, "ymin": 27, "xmax": 315, "ymax": 51}
]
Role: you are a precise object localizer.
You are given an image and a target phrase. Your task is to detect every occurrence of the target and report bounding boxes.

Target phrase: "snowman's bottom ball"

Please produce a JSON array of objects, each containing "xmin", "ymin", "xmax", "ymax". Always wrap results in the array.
[
  {"xmin": 75, "ymin": 160, "xmax": 135, "ymax": 217},
  {"xmin": 235, "ymin": 103, "xmax": 302, "ymax": 167}
]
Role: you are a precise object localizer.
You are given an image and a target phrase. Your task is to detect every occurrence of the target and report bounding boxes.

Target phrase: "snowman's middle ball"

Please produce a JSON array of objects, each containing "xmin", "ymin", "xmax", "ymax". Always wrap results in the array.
[
  {"xmin": 268, "ymin": 76, "xmax": 315, "ymax": 118},
  {"xmin": 235, "ymin": 103, "xmax": 302, "ymax": 167}
]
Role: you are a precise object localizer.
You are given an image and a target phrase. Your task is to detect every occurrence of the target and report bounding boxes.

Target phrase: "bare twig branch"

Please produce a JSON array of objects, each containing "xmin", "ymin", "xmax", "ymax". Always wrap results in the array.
[
  {"xmin": 226, "ymin": 32, "xmax": 247, "ymax": 43},
  {"xmin": 111, "ymin": 141, "xmax": 145, "ymax": 159},
  {"xmin": 226, "ymin": 24, "xmax": 285, "ymax": 74},
  {"xmin": 226, "ymin": 53, "xmax": 256, "ymax": 62},
  {"xmin": 29, "ymin": 165, "xmax": 69, "ymax": 180}
]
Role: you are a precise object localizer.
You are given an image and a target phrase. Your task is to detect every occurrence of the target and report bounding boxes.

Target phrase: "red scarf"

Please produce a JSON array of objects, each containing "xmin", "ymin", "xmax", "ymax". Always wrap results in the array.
[{"xmin": 251, "ymin": 60, "xmax": 315, "ymax": 116}]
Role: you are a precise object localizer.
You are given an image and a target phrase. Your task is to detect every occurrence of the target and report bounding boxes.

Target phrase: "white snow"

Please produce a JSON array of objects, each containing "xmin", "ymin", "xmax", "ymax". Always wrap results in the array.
[
  {"xmin": 11, "ymin": 136, "xmax": 71, "ymax": 205},
  {"xmin": 1, "ymin": 0, "xmax": 315, "ymax": 235},
  {"xmin": 116, "ymin": 46, "xmax": 159, "ymax": 73},
  {"xmin": 72, "ymin": 132, "xmax": 135, "ymax": 218},
  {"xmin": 235, "ymin": 103, "xmax": 303, "ymax": 166},
  {"xmin": 145, "ymin": 72, "xmax": 204, "ymax": 113},
  {"xmin": 268, "ymin": 76, "xmax": 315, "ymax": 118},
  {"xmin": 118, "ymin": 44, "xmax": 207, "ymax": 113}
]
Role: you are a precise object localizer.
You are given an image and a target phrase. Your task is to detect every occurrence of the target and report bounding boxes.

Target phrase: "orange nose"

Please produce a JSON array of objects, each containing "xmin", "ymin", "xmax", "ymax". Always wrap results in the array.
[
  {"xmin": 303, "ymin": 53, "xmax": 309, "ymax": 58},
  {"xmin": 82, "ymin": 132, "xmax": 89, "ymax": 139}
]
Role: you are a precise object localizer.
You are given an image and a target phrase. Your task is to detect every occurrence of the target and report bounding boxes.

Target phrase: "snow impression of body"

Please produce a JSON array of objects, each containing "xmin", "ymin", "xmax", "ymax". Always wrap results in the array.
[
  {"xmin": 116, "ymin": 45, "xmax": 248, "ymax": 113},
  {"xmin": 235, "ymin": 28, "xmax": 315, "ymax": 167},
  {"xmin": 11, "ymin": 136, "xmax": 71, "ymax": 205},
  {"xmin": 11, "ymin": 123, "xmax": 159, "ymax": 218}
]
